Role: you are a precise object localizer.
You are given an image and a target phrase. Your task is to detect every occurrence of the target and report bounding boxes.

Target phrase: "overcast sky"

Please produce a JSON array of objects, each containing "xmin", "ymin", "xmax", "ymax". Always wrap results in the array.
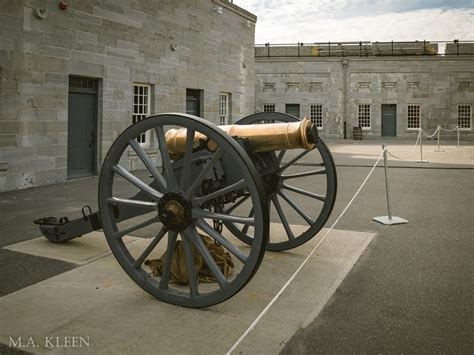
[{"xmin": 235, "ymin": 0, "xmax": 473, "ymax": 44}]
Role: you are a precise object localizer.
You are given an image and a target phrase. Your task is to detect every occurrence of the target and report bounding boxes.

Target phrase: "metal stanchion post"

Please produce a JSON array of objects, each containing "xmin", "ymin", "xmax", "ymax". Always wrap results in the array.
[
  {"xmin": 373, "ymin": 145, "xmax": 408, "ymax": 225},
  {"xmin": 457, "ymin": 126, "xmax": 460, "ymax": 148},
  {"xmin": 417, "ymin": 128, "xmax": 429, "ymax": 163},
  {"xmin": 420, "ymin": 128, "xmax": 423, "ymax": 160},
  {"xmin": 435, "ymin": 125, "xmax": 443, "ymax": 152}
]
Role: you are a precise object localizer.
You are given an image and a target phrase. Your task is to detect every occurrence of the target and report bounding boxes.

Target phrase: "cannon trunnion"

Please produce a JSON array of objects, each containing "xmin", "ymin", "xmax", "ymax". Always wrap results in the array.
[{"xmin": 35, "ymin": 112, "xmax": 337, "ymax": 307}]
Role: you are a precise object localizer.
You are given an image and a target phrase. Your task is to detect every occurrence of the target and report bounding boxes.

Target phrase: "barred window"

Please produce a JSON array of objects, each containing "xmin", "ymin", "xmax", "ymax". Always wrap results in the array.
[
  {"xmin": 358, "ymin": 104, "xmax": 371, "ymax": 129},
  {"xmin": 310, "ymin": 105, "xmax": 323, "ymax": 128},
  {"xmin": 133, "ymin": 84, "xmax": 151, "ymax": 145},
  {"xmin": 263, "ymin": 104, "xmax": 275, "ymax": 112},
  {"xmin": 219, "ymin": 93, "xmax": 230, "ymax": 125},
  {"xmin": 458, "ymin": 105, "xmax": 472, "ymax": 129},
  {"xmin": 407, "ymin": 105, "xmax": 420, "ymax": 129}
]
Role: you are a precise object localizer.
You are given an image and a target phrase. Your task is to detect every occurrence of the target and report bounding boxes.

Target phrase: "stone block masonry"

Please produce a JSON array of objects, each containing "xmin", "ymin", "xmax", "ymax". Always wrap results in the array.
[
  {"xmin": 0, "ymin": 0, "xmax": 256, "ymax": 191},
  {"xmin": 255, "ymin": 56, "xmax": 474, "ymax": 140}
]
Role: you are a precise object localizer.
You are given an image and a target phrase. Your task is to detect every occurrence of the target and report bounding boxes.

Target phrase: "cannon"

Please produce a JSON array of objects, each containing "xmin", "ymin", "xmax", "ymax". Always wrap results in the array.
[{"xmin": 35, "ymin": 112, "xmax": 337, "ymax": 308}]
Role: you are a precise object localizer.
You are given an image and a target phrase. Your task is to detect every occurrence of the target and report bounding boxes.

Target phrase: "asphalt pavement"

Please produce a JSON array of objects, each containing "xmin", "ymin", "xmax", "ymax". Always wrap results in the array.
[{"xmin": 0, "ymin": 139, "xmax": 473, "ymax": 353}]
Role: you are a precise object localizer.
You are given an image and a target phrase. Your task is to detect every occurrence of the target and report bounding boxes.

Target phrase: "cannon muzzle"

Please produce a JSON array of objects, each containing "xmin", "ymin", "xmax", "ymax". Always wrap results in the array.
[{"xmin": 165, "ymin": 116, "xmax": 317, "ymax": 156}]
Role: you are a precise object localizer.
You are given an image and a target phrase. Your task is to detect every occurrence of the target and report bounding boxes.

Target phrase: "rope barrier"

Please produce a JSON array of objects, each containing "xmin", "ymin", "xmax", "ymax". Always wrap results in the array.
[
  {"xmin": 438, "ymin": 126, "xmax": 459, "ymax": 132},
  {"xmin": 421, "ymin": 126, "xmax": 439, "ymax": 138},
  {"xmin": 386, "ymin": 150, "xmax": 402, "ymax": 160},
  {"xmin": 226, "ymin": 148, "xmax": 387, "ymax": 354},
  {"xmin": 415, "ymin": 125, "xmax": 462, "ymax": 158}
]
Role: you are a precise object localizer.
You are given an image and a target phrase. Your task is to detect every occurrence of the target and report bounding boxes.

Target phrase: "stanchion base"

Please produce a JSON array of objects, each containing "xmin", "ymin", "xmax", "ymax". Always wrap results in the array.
[{"xmin": 372, "ymin": 216, "xmax": 408, "ymax": 225}]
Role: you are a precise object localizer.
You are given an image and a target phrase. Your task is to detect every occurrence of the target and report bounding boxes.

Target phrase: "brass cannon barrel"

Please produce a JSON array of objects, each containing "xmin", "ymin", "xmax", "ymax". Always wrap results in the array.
[{"xmin": 165, "ymin": 117, "xmax": 317, "ymax": 156}]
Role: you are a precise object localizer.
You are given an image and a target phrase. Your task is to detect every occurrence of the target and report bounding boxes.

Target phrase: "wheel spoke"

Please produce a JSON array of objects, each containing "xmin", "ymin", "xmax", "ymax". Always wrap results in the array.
[
  {"xmin": 195, "ymin": 219, "xmax": 248, "ymax": 263},
  {"xmin": 281, "ymin": 168, "xmax": 326, "ymax": 180},
  {"xmin": 277, "ymin": 150, "xmax": 286, "ymax": 163},
  {"xmin": 192, "ymin": 179, "xmax": 247, "ymax": 207},
  {"xmin": 181, "ymin": 231, "xmax": 199, "ymax": 297},
  {"xmin": 242, "ymin": 207, "xmax": 254, "ymax": 234},
  {"xmin": 179, "ymin": 128, "xmax": 195, "ymax": 191},
  {"xmin": 185, "ymin": 227, "xmax": 228, "ymax": 289},
  {"xmin": 112, "ymin": 164, "xmax": 162, "ymax": 200},
  {"xmin": 192, "ymin": 208, "xmax": 255, "ymax": 226},
  {"xmin": 271, "ymin": 194, "xmax": 295, "ymax": 240},
  {"xmin": 133, "ymin": 227, "xmax": 167, "ymax": 268},
  {"xmin": 155, "ymin": 126, "xmax": 178, "ymax": 190},
  {"xmin": 282, "ymin": 183, "xmax": 326, "ymax": 202},
  {"xmin": 224, "ymin": 194, "xmax": 250, "ymax": 214},
  {"xmin": 184, "ymin": 148, "xmax": 223, "ymax": 199},
  {"xmin": 107, "ymin": 197, "xmax": 157, "ymax": 210},
  {"xmin": 159, "ymin": 231, "xmax": 178, "ymax": 290},
  {"xmin": 129, "ymin": 139, "xmax": 167, "ymax": 192},
  {"xmin": 113, "ymin": 216, "xmax": 160, "ymax": 239},
  {"xmin": 278, "ymin": 191, "xmax": 314, "ymax": 225},
  {"xmin": 280, "ymin": 149, "xmax": 312, "ymax": 171}
]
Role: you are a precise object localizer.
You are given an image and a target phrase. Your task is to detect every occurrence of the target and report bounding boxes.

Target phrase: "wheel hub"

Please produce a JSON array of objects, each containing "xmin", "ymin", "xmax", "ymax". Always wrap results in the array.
[
  {"xmin": 158, "ymin": 192, "xmax": 192, "ymax": 231},
  {"xmin": 263, "ymin": 174, "xmax": 280, "ymax": 195}
]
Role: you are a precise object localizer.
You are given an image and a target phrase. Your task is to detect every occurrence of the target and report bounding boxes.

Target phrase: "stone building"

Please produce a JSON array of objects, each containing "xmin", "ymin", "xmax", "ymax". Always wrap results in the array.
[
  {"xmin": 255, "ymin": 43, "xmax": 474, "ymax": 140},
  {"xmin": 1, "ymin": 2, "xmax": 473, "ymax": 193},
  {"xmin": 0, "ymin": 0, "xmax": 256, "ymax": 191}
]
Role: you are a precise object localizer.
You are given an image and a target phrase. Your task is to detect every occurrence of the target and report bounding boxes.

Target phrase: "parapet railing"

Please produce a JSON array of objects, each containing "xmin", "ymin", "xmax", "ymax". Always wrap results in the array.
[{"xmin": 255, "ymin": 40, "xmax": 474, "ymax": 58}]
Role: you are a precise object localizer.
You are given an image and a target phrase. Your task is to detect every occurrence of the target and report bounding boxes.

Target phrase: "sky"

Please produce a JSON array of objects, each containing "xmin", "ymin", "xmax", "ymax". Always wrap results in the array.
[{"xmin": 234, "ymin": 0, "xmax": 474, "ymax": 44}]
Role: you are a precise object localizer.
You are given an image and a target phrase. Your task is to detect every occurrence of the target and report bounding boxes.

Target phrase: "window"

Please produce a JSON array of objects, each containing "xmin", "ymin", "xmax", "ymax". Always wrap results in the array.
[
  {"xmin": 407, "ymin": 105, "xmax": 420, "ymax": 129},
  {"xmin": 310, "ymin": 105, "xmax": 323, "ymax": 128},
  {"xmin": 263, "ymin": 104, "xmax": 275, "ymax": 112},
  {"xmin": 219, "ymin": 92, "xmax": 230, "ymax": 125},
  {"xmin": 358, "ymin": 104, "xmax": 371, "ymax": 129},
  {"xmin": 458, "ymin": 105, "xmax": 472, "ymax": 129},
  {"xmin": 133, "ymin": 83, "xmax": 151, "ymax": 145}
]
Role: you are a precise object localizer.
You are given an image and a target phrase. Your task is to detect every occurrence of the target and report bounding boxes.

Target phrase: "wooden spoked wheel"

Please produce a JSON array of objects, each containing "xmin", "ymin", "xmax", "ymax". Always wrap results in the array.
[{"xmin": 98, "ymin": 114, "xmax": 269, "ymax": 307}]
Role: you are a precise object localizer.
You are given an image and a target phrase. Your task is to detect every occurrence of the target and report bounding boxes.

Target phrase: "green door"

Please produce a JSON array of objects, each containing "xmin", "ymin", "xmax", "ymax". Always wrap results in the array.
[
  {"xmin": 67, "ymin": 78, "xmax": 98, "ymax": 179},
  {"xmin": 186, "ymin": 89, "xmax": 202, "ymax": 117},
  {"xmin": 382, "ymin": 104, "xmax": 397, "ymax": 137},
  {"xmin": 285, "ymin": 103, "xmax": 300, "ymax": 118}
]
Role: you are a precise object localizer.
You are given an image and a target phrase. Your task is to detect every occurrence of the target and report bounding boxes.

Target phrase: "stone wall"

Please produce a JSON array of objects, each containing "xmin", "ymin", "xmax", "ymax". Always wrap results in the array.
[
  {"xmin": 255, "ymin": 56, "xmax": 474, "ymax": 140},
  {"xmin": 0, "ymin": 0, "xmax": 256, "ymax": 191}
]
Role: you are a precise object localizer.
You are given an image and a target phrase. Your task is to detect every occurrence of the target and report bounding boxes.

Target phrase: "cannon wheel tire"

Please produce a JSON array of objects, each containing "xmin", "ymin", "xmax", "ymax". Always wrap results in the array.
[
  {"xmin": 224, "ymin": 112, "xmax": 337, "ymax": 251},
  {"xmin": 98, "ymin": 113, "xmax": 269, "ymax": 308}
]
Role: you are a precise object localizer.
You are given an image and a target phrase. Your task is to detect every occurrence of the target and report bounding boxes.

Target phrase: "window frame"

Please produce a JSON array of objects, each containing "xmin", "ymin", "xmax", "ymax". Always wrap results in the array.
[
  {"xmin": 407, "ymin": 104, "xmax": 421, "ymax": 130},
  {"xmin": 357, "ymin": 104, "xmax": 371, "ymax": 130},
  {"xmin": 219, "ymin": 92, "xmax": 230, "ymax": 125},
  {"xmin": 458, "ymin": 104, "xmax": 472, "ymax": 130},
  {"xmin": 132, "ymin": 83, "xmax": 151, "ymax": 146},
  {"xmin": 263, "ymin": 104, "xmax": 275, "ymax": 112},
  {"xmin": 310, "ymin": 104, "xmax": 323, "ymax": 129}
]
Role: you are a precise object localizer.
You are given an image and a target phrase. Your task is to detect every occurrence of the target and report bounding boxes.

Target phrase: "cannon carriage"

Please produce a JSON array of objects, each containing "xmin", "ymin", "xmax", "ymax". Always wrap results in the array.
[{"xmin": 35, "ymin": 112, "xmax": 337, "ymax": 308}]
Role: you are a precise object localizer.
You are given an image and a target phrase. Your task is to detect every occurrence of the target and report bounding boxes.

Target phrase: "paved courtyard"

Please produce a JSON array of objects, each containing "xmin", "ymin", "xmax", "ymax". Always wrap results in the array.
[{"xmin": 0, "ymin": 138, "xmax": 473, "ymax": 354}]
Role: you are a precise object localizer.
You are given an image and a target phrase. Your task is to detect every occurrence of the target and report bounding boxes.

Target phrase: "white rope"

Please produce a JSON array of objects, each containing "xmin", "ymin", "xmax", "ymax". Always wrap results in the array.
[
  {"xmin": 226, "ymin": 147, "xmax": 387, "ymax": 354},
  {"xmin": 421, "ymin": 126, "xmax": 439, "ymax": 138},
  {"xmin": 386, "ymin": 149, "xmax": 402, "ymax": 160},
  {"xmin": 414, "ymin": 130, "xmax": 421, "ymax": 147},
  {"xmin": 438, "ymin": 126, "xmax": 459, "ymax": 132}
]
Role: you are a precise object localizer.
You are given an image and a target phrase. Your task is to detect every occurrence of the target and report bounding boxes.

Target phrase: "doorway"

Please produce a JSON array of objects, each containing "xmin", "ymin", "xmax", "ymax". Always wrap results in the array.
[
  {"xmin": 186, "ymin": 89, "xmax": 202, "ymax": 117},
  {"xmin": 67, "ymin": 77, "xmax": 98, "ymax": 179},
  {"xmin": 381, "ymin": 104, "xmax": 397, "ymax": 137},
  {"xmin": 285, "ymin": 103, "xmax": 300, "ymax": 118}
]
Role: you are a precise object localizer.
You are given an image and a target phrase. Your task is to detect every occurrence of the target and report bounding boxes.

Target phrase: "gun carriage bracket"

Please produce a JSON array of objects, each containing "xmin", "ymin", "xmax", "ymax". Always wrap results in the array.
[{"xmin": 35, "ymin": 112, "xmax": 337, "ymax": 307}]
